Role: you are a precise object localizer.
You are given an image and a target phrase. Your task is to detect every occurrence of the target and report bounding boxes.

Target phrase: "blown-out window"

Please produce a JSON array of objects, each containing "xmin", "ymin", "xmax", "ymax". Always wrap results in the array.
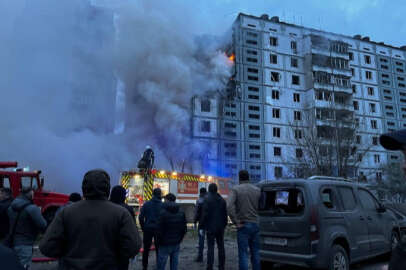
[{"xmin": 259, "ymin": 188, "xmax": 305, "ymax": 215}]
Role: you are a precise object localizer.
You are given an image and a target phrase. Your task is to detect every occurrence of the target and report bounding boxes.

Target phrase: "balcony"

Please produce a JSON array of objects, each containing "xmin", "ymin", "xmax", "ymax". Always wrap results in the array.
[
  {"xmin": 313, "ymin": 99, "xmax": 354, "ymax": 112},
  {"xmin": 312, "ymin": 65, "xmax": 352, "ymax": 77},
  {"xmin": 311, "ymin": 47, "xmax": 350, "ymax": 59},
  {"xmin": 313, "ymin": 82, "xmax": 352, "ymax": 94}
]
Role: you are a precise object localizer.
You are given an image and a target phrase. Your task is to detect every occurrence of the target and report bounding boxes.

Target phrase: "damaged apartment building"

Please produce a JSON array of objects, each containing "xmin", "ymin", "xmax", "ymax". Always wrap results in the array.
[{"xmin": 192, "ymin": 13, "xmax": 406, "ymax": 182}]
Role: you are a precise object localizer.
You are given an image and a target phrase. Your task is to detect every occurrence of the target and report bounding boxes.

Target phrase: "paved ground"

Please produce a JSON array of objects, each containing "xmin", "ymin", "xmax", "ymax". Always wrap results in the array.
[{"xmin": 31, "ymin": 229, "xmax": 389, "ymax": 270}]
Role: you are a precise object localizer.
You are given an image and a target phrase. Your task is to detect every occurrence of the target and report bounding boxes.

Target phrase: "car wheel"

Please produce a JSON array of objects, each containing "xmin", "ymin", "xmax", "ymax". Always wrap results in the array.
[
  {"xmin": 391, "ymin": 231, "xmax": 400, "ymax": 251},
  {"xmin": 328, "ymin": 245, "xmax": 349, "ymax": 270},
  {"xmin": 260, "ymin": 260, "xmax": 274, "ymax": 269}
]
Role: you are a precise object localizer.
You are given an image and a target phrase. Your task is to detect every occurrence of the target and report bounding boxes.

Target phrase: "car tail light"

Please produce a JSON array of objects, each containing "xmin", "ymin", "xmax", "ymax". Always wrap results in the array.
[{"xmin": 310, "ymin": 206, "xmax": 319, "ymax": 241}]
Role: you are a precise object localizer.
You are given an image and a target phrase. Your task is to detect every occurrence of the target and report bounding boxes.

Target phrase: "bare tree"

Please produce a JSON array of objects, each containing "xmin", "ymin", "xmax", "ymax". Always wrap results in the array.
[{"xmin": 376, "ymin": 162, "xmax": 406, "ymax": 203}]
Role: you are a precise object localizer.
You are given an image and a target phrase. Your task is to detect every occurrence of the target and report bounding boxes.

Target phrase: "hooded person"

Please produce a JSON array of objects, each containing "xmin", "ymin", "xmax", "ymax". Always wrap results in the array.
[
  {"xmin": 156, "ymin": 193, "xmax": 187, "ymax": 270},
  {"xmin": 193, "ymin": 187, "xmax": 207, "ymax": 262},
  {"xmin": 379, "ymin": 130, "xmax": 406, "ymax": 270},
  {"xmin": 110, "ymin": 185, "xmax": 134, "ymax": 219},
  {"xmin": 39, "ymin": 169, "xmax": 142, "ymax": 270},
  {"xmin": 7, "ymin": 187, "xmax": 47, "ymax": 269}
]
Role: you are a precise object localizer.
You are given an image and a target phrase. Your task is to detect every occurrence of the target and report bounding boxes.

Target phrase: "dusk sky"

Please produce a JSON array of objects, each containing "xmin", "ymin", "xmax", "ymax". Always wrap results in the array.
[{"xmin": 187, "ymin": 0, "xmax": 406, "ymax": 47}]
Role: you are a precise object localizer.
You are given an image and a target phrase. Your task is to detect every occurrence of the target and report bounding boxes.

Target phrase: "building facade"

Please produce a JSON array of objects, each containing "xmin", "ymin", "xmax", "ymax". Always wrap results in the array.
[{"xmin": 192, "ymin": 13, "xmax": 406, "ymax": 183}]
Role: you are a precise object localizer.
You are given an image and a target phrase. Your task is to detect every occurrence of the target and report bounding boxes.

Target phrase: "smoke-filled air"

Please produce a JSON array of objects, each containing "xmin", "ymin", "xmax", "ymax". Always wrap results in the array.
[{"xmin": 0, "ymin": 0, "xmax": 231, "ymax": 192}]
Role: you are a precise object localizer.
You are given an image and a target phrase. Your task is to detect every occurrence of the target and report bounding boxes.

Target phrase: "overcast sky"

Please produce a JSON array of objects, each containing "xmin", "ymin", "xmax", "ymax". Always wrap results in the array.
[{"xmin": 187, "ymin": 0, "xmax": 406, "ymax": 47}]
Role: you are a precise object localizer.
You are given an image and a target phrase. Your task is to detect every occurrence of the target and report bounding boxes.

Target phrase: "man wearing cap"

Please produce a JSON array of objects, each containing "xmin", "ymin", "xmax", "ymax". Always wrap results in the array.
[
  {"xmin": 380, "ymin": 130, "xmax": 406, "ymax": 270},
  {"xmin": 7, "ymin": 187, "xmax": 47, "ymax": 269},
  {"xmin": 40, "ymin": 169, "xmax": 142, "ymax": 270}
]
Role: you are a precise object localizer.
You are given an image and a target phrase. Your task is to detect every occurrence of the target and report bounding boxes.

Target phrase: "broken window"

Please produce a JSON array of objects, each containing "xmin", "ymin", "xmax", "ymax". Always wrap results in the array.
[
  {"xmin": 271, "ymin": 72, "xmax": 280, "ymax": 82},
  {"xmin": 270, "ymin": 37, "xmax": 278, "ymax": 46},
  {"xmin": 274, "ymin": 147, "xmax": 281, "ymax": 156},
  {"xmin": 201, "ymin": 99, "xmax": 211, "ymax": 112},
  {"xmin": 270, "ymin": 54, "xmax": 278, "ymax": 64},
  {"xmin": 272, "ymin": 90, "xmax": 279, "ymax": 99},
  {"xmin": 272, "ymin": 108, "xmax": 280, "ymax": 118},
  {"xmin": 200, "ymin": 121, "xmax": 211, "ymax": 132},
  {"xmin": 273, "ymin": 127, "xmax": 281, "ymax": 137},
  {"xmin": 292, "ymin": 75, "xmax": 300, "ymax": 85}
]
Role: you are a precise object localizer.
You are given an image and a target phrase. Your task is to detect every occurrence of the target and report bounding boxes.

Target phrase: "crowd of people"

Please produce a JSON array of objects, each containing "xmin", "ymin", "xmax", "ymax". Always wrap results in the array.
[
  {"xmin": 1, "ymin": 130, "xmax": 406, "ymax": 270},
  {"xmin": 0, "ymin": 166, "xmax": 262, "ymax": 270}
]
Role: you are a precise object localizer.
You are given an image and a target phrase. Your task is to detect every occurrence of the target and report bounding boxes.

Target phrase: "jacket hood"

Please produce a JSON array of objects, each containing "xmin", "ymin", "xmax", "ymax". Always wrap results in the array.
[
  {"xmin": 109, "ymin": 186, "xmax": 126, "ymax": 204},
  {"xmin": 11, "ymin": 196, "xmax": 31, "ymax": 211},
  {"xmin": 163, "ymin": 202, "xmax": 179, "ymax": 213},
  {"xmin": 82, "ymin": 169, "xmax": 110, "ymax": 200}
]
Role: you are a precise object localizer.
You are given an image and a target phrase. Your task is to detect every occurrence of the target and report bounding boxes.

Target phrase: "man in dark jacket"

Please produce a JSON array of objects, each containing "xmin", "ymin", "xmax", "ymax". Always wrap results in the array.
[
  {"xmin": 110, "ymin": 185, "xmax": 135, "ymax": 219},
  {"xmin": 8, "ymin": 187, "xmax": 47, "ymax": 269},
  {"xmin": 55, "ymin": 192, "xmax": 82, "ymax": 215},
  {"xmin": 156, "ymin": 193, "xmax": 187, "ymax": 270},
  {"xmin": 201, "ymin": 183, "xmax": 227, "ymax": 270},
  {"xmin": 0, "ymin": 244, "xmax": 25, "ymax": 270},
  {"xmin": 0, "ymin": 187, "xmax": 13, "ymax": 241},
  {"xmin": 193, "ymin": 187, "xmax": 206, "ymax": 262},
  {"xmin": 380, "ymin": 129, "xmax": 406, "ymax": 270},
  {"xmin": 39, "ymin": 169, "xmax": 142, "ymax": 270},
  {"xmin": 139, "ymin": 188, "xmax": 163, "ymax": 270}
]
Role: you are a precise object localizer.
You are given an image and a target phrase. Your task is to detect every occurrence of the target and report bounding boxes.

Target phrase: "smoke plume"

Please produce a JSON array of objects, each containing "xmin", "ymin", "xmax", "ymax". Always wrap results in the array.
[{"xmin": 0, "ymin": 0, "xmax": 231, "ymax": 192}]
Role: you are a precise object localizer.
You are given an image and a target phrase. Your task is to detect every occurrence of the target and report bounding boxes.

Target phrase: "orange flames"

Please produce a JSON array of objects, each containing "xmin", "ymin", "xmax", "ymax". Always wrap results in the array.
[{"xmin": 228, "ymin": 53, "xmax": 235, "ymax": 62}]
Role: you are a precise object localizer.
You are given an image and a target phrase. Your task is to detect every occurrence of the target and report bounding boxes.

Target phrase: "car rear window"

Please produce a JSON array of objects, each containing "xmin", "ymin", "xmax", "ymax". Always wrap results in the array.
[{"xmin": 259, "ymin": 187, "xmax": 305, "ymax": 216}]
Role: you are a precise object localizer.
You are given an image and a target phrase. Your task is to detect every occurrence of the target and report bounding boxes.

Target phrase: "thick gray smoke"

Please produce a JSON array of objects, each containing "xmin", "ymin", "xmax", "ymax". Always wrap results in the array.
[{"xmin": 0, "ymin": 0, "xmax": 231, "ymax": 193}]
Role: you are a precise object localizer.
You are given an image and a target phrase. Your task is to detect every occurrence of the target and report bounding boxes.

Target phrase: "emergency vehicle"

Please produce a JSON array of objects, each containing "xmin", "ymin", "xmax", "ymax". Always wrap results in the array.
[
  {"xmin": 0, "ymin": 161, "xmax": 69, "ymax": 223},
  {"xmin": 119, "ymin": 169, "xmax": 231, "ymax": 221}
]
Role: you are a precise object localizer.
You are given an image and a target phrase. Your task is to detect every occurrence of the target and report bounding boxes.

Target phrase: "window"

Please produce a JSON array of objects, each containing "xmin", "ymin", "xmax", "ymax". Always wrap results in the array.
[
  {"xmin": 200, "ymin": 121, "xmax": 211, "ymax": 132},
  {"xmin": 349, "ymin": 52, "xmax": 353, "ymax": 60},
  {"xmin": 270, "ymin": 37, "xmax": 278, "ymax": 46},
  {"xmin": 249, "ymin": 105, "xmax": 260, "ymax": 111},
  {"xmin": 367, "ymin": 87, "xmax": 374, "ymax": 95},
  {"xmin": 352, "ymin": 84, "xmax": 357, "ymax": 93},
  {"xmin": 294, "ymin": 129, "xmax": 302, "ymax": 139},
  {"xmin": 248, "ymin": 86, "xmax": 259, "ymax": 92},
  {"xmin": 294, "ymin": 111, "xmax": 301, "ymax": 120},
  {"xmin": 351, "ymin": 68, "xmax": 354, "ymax": 76},
  {"xmin": 248, "ymin": 68, "xmax": 258, "ymax": 73},
  {"xmin": 356, "ymin": 135, "xmax": 361, "ymax": 144},
  {"xmin": 247, "ymin": 49, "xmax": 258, "ymax": 56},
  {"xmin": 224, "ymin": 122, "xmax": 236, "ymax": 128},
  {"xmin": 337, "ymin": 187, "xmax": 356, "ymax": 211},
  {"xmin": 293, "ymin": 93, "xmax": 300, "ymax": 102},
  {"xmin": 21, "ymin": 176, "xmax": 37, "ymax": 190},
  {"xmin": 292, "ymin": 75, "xmax": 300, "ymax": 85},
  {"xmin": 272, "ymin": 108, "xmax": 280, "ymax": 118},
  {"xmin": 371, "ymin": 136, "xmax": 378, "ymax": 145},
  {"xmin": 249, "ymin": 144, "xmax": 260, "ymax": 150},
  {"xmin": 274, "ymin": 167, "xmax": 283, "ymax": 178},
  {"xmin": 274, "ymin": 147, "xmax": 281, "ymax": 156},
  {"xmin": 270, "ymin": 54, "xmax": 278, "ymax": 64},
  {"xmin": 396, "ymin": 61, "xmax": 403, "ymax": 66},
  {"xmin": 246, "ymin": 39, "xmax": 257, "ymax": 45},
  {"xmin": 321, "ymin": 188, "xmax": 336, "ymax": 209},
  {"xmin": 291, "ymin": 41, "xmax": 297, "ymax": 50},
  {"xmin": 201, "ymin": 99, "xmax": 211, "ymax": 112},
  {"xmin": 353, "ymin": 101, "xmax": 359, "ymax": 110},
  {"xmin": 259, "ymin": 188, "xmax": 304, "ymax": 214},
  {"xmin": 364, "ymin": 55, "xmax": 371, "ymax": 64},
  {"xmin": 248, "ymin": 94, "xmax": 259, "ymax": 100},
  {"xmin": 249, "ymin": 125, "xmax": 260, "ymax": 131},
  {"xmin": 272, "ymin": 90, "xmax": 279, "ymax": 99},
  {"xmin": 249, "ymin": 133, "xmax": 260, "ymax": 138},
  {"xmin": 0, "ymin": 176, "xmax": 10, "ymax": 189},
  {"xmin": 291, "ymin": 58, "xmax": 298, "ymax": 68},
  {"xmin": 371, "ymin": 120, "xmax": 377, "ymax": 129},
  {"xmin": 271, "ymin": 72, "xmax": 280, "ymax": 82},
  {"xmin": 369, "ymin": 103, "xmax": 376, "ymax": 113},
  {"xmin": 296, "ymin": 148, "xmax": 303, "ymax": 158},
  {"xmin": 381, "ymin": 64, "xmax": 389, "ymax": 70},
  {"xmin": 273, "ymin": 127, "xmax": 281, "ymax": 137},
  {"xmin": 365, "ymin": 71, "xmax": 373, "ymax": 80},
  {"xmin": 374, "ymin": 154, "xmax": 380, "ymax": 163},
  {"xmin": 249, "ymin": 153, "xmax": 260, "ymax": 159},
  {"xmin": 359, "ymin": 189, "xmax": 378, "ymax": 210},
  {"xmin": 249, "ymin": 114, "xmax": 260, "ymax": 119}
]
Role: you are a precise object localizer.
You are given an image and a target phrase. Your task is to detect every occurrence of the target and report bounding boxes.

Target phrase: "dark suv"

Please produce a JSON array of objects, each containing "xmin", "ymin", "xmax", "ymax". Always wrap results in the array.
[{"xmin": 258, "ymin": 176, "xmax": 399, "ymax": 270}]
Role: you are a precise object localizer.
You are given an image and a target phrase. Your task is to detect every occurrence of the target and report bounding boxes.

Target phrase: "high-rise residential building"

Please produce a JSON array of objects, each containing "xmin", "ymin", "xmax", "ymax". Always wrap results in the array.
[{"xmin": 192, "ymin": 13, "xmax": 406, "ymax": 183}]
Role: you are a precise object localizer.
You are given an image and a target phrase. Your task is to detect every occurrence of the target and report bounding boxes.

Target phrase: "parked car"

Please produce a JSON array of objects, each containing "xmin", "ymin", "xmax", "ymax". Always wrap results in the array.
[
  {"xmin": 258, "ymin": 176, "xmax": 399, "ymax": 270},
  {"xmin": 385, "ymin": 204, "xmax": 406, "ymax": 239}
]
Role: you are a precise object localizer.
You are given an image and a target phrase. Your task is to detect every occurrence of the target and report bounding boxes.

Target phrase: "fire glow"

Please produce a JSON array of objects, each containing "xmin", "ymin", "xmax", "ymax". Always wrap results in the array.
[{"xmin": 228, "ymin": 53, "xmax": 235, "ymax": 62}]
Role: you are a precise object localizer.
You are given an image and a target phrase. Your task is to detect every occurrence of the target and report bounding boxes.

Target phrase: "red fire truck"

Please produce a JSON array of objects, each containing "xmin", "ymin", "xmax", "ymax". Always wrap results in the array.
[
  {"xmin": 119, "ymin": 169, "xmax": 231, "ymax": 221},
  {"xmin": 0, "ymin": 161, "xmax": 69, "ymax": 223}
]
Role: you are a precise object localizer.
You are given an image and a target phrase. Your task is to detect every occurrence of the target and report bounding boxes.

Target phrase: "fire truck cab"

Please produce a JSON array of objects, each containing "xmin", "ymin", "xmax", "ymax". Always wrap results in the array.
[
  {"xmin": 0, "ymin": 161, "xmax": 69, "ymax": 223},
  {"xmin": 120, "ymin": 169, "xmax": 231, "ymax": 222}
]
